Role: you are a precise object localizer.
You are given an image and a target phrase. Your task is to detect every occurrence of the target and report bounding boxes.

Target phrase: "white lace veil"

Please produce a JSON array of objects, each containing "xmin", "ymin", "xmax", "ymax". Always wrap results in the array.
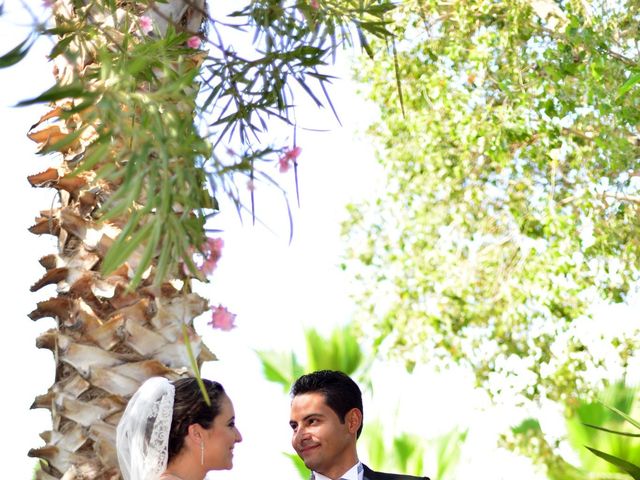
[{"xmin": 116, "ymin": 377, "xmax": 176, "ymax": 480}]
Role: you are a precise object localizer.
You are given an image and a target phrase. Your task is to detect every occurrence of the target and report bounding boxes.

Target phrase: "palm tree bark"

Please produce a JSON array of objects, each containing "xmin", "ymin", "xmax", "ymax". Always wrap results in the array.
[{"xmin": 26, "ymin": 1, "xmax": 211, "ymax": 478}]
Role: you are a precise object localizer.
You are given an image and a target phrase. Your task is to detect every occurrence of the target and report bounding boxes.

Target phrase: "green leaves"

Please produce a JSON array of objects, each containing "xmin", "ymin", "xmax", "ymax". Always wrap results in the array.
[
  {"xmin": 16, "ymin": 83, "xmax": 95, "ymax": 106},
  {"xmin": 7, "ymin": 1, "xmax": 398, "ymax": 292},
  {"xmin": 581, "ymin": 397, "xmax": 640, "ymax": 478},
  {"xmin": 585, "ymin": 447, "xmax": 640, "ymax": 480},
  {"xmin": 283, "ymin": 453, "xmax": 309, "ymax": 480},
  {"xmin": 505, "ymin": 381, "xmax": 640, "ymax": 478},
  {"xmin": 343, "ymin": 0, "xmax": 640, "ymax": 407},
  {"xmin": 617, "ymin": 72, "xmax": 640, "ymax": 99},
  {"xmin": 255, "ymin": 324, "xmax": 365, "ymax": 393},
  {"xmin": 0, "ymin": 34, "xmax": 35, "ymax": 68},
  {"xmin": 255, "ymin": 350, "xmax": 305, "ymax": 393},
  {"xmin": 200, "ymin": 1, "xmax": 395, "ymax": 148},
  {"xmin": 364, "ymin": 419, "xmax": 427, "ymax": 477},
  {"xmin": 304, "ymin": 326, "xmax": 364, "ymax": 375}
]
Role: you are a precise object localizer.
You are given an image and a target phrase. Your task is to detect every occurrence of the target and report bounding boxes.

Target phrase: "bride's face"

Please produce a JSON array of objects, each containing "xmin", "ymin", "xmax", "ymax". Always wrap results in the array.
[{"xmin": 203, "ymin": 394, "xmax": 243, "ymax": 470}]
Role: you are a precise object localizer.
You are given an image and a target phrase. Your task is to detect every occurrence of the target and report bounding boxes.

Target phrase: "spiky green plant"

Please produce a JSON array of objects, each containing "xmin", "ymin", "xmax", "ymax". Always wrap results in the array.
[{"xmin": 505, "ymin": 382, "xmax": 640, "ymax": 480}]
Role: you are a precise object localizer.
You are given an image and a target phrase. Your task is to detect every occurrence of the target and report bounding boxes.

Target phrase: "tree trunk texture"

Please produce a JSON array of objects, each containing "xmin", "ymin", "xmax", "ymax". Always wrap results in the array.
[{"xmin": 26, "ymin": 1, "xmax": 210, "ymax": 478}]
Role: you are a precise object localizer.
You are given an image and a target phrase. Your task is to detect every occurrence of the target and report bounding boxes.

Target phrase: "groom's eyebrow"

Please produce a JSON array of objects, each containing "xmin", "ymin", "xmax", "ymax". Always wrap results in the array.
[
  {"xmin": 290, "ymin": 411, "xmax": 325, "ymax": 426},
  {"xmin": 302, "ymin": 413, "xmax": 323, "ymax": 423}
]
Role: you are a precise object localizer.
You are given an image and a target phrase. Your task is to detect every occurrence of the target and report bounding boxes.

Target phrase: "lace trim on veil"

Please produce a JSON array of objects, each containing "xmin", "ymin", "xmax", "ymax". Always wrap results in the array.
[
  {"xmin": 145, "ymin": 389, "xmax": 174, "ymax": 477},
  {"xmin": 116, "ymin": 377, "xmax": 176, "ymax": 480}
]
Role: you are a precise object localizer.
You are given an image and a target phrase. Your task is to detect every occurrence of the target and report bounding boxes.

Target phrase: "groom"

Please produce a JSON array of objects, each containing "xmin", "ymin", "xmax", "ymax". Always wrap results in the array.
[{"xmin": 289, "ymin": 370, "xmax": 430, "ymax": 480}]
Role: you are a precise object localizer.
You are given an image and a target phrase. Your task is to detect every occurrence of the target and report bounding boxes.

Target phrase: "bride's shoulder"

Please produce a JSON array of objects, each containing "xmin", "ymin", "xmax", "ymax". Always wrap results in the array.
[{"xmin": 158, "ymin": 474, "xmax": 182, "ymax": 480}]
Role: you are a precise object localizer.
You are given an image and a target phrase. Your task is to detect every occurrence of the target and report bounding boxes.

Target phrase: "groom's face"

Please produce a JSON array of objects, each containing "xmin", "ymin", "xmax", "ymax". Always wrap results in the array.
[{"xmin": 289, "ymin": 392, "xmax": 356, "ymax": 478}]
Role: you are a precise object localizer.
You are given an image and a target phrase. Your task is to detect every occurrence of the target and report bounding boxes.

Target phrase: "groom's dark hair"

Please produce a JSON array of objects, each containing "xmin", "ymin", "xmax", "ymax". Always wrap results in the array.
[{"xmin": 291, "ymin": 370, "xmax": 364, "ymax": 438}]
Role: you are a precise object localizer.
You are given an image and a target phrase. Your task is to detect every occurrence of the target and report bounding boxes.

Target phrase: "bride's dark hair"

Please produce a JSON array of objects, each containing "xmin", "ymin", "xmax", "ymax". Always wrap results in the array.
[{"xmin": 167, "ymin": 377, "xmax": 226, "ymax": 461}]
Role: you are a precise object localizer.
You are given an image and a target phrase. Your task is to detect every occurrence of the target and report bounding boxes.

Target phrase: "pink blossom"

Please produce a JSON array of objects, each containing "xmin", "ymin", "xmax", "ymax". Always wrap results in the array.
[
  {"xmin": 183, "ymin": 237, "xmax": 224, "ymax": 277},
  {"xmin": 279, "ymin": 157, "xmax": 291, "ymax": 173},
  {"xmin": 198, "ymin": 237, "xmax": 224, "ymax": 276},
  {"xmin": 310, "ymin": 0, "xmax": 320, "ymax": 9},
  {"xmin": 42, "ymin": 0, "xmax": 55, "ymax": 7},
  {"xmin": 208, "ymin": 305, "xmax": 236, "ymax": 331},
  {"xmin": 278, "ymin": 146, "xmax": 301, "ymax": 173},
  {"xmin": 247, "ymin": 179, "xmax": 256, "ymax": 191},
  {"xmin": 187, "ymin": 36, "xmax": 201, "ymax": 49},
  {"xmin": 139, "ymin": 16, "xmax": 153, "ymax": 34}
]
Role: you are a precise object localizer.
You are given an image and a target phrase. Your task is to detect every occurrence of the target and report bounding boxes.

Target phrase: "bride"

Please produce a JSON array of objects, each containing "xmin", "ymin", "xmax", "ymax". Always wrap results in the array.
[{"xmin": 117, "ymin": 376, "xmax": 243, "ymax": 480}]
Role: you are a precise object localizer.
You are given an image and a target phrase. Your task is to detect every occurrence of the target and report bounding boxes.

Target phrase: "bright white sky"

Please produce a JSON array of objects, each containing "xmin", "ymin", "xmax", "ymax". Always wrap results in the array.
[{"xmin": 0, "ymin": 3, "xmax": 555, "ymax": 480}]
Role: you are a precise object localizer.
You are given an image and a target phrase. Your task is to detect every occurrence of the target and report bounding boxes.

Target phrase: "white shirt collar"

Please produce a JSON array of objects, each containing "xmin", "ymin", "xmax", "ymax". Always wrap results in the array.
[{"xmin": 312, "ymin": 461, "xmax": 363, "ymax": 480}]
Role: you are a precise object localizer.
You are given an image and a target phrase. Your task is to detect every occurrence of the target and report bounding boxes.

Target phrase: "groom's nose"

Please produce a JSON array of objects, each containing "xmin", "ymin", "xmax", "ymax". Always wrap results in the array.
[{"xmin": 292, "ymin": 425, "xmax": 307, "ymax": 445}]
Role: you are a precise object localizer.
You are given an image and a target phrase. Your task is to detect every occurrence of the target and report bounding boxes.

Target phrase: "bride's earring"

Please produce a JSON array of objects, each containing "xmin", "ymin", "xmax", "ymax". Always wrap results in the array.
[{"xmin": 200, "ymin": 440, "xmax": 204, "ymax": 465}]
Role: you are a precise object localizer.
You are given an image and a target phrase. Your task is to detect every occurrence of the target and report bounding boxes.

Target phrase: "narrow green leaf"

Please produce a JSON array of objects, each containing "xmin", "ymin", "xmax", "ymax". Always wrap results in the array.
[
  {"xmin": 160, "ymin": 167, "xmax": 171, "ymax": 216},
  {"xmin": 293, "ymin": 74, "xmax": 323, "ymax": 107},
  {"xmin": 167, "ymin": 214, "xmax": 195, "ymax": 276},
  {"xmin": 129, "ymin": 217, "xmax": 162, "ymax": 288},
  {"xmin": 99, "ymin": 169, "xmax": 148, "ymax": 223},
  {"xmin": 154, "ymin": 232, "xmax": 173, "ymax": 287},
  {"xmin": 181, "ymin": 323, "xmax": 211, "ymax": 406},
  {"xmin": 602, "ymin": 403, "xmax": 640, "ymax": 430},
  {"xmin": 392, "ymin": 38, "xmax": 405, "ymax": 118},
  {"xmin": 65, "ymin": 96, "xmax": 99, "ymax": 114},
  {"xmin": 255, "ymin": 352, "xmax": 292, "ymax": 392},
  {"xmin": 319, "ymin": 77, "xmax": 341, "ymax": 126},
  {"xmin": 582, "ymin": 422, "xmax": 640, "ymax": 437},
  {"xmin": 617, "ymin": 72, "xmax": 640, "ymax": 98},
  {"xmin": 367, "ymin": 2, "xmax": 397, "ymax": 15},
  {"xmin": 49, "ymin": 35, "xmax": 75, "ymax": 60},
  {"xmin": 101, "ymin": 219, "xmax": 153, "ymax": 276},
  {"xmin": 98, "ymin": 198, "xmax": 133, "ymax": 224},
  {"xmin": 43, "ymin": 26, "xmax": 77, "ymax": 35},
  {"xmin": 72, "ymin": 141, "xmax": 110, "ymax": 175},
  {"xmin": 585, "ymin": 446, "xmax": 640, "ymax": 479},
  {"xmin": 357, "ymin": 27, "xmax": 374, "ymax": 59},
  {"xmin": 17, "ymin": 84, "xmax": 92, "ymax": 106},
  {"xmin": 283, "ymin": 452, "xmax": 310, "ymax": 480},
  {"xmin": 0, "ymin": 34, "xmax": 35, "ymax": 68}
]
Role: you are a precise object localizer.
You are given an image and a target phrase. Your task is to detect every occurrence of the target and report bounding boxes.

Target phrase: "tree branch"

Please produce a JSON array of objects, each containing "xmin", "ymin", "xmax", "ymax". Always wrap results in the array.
[{"xmin": 605, "ymin": 192, "xmax": 640, "ymax": 204}]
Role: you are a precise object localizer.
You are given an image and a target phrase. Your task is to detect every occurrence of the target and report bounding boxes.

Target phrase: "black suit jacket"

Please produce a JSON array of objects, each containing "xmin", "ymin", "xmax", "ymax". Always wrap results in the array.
[{"xmin": 362, "ymin": 464, "xmax": 430, "ymax": 480}]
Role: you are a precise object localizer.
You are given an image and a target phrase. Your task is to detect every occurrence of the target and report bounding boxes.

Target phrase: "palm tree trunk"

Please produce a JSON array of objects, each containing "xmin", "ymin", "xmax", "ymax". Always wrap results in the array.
[{"xmin": 26, "ymin": 1, "xmax": 211, "ymax": 478}]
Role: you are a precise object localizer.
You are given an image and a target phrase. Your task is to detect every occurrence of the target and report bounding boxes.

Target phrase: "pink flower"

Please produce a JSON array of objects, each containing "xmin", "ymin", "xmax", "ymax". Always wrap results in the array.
[
  {"xmin": 184, "ymin": 237, "xmax": 224, "ymax": 277},
  {"xmin": 310, "ymin": 0, "xmax": 320, "ymax": 9},
  {"xmin": 208, "ymin": 305, "xmax": 236, "ymax": 331},
  {"xmin": 42, "ymin": 0, "xmax": 55, "ymax": 7},
  {"xmin": 247, "ymin": 179, "xmax": 256, "ymax": 191},
  {"xmin": 198, "ymin": 237, "xmax": 224, "ymax": 276},
  {"xmin": 279, "ymin": 157, "xmax": 291, "ymax": 173},
  {"xmin": 140, "ymin": 16, "xmax": 153, "ymax": 34},
  {"xmin": 187, "ymin": 36, "xmax": 201, "ymax": 49},
  {"xmin": 278, "ymin": 146, "xmax": 301, "ymax": 173}
]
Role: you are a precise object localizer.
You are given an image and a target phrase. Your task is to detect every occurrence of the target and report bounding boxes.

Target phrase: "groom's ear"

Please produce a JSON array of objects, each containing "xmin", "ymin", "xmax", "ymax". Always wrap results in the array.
[{"xmin": 345, "ymin": 408, "xmax": 362, "ymax": 435}]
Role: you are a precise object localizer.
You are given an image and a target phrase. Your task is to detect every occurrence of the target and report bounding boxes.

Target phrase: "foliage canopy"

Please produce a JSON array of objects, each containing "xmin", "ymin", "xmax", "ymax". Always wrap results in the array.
[
  {"xmin": 3, "ymin": 0, "xmax": 395, "ymax": 288},
  {"xmin": 343, "ymin": 0, "xmax": 640, "ymax": 404}
]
